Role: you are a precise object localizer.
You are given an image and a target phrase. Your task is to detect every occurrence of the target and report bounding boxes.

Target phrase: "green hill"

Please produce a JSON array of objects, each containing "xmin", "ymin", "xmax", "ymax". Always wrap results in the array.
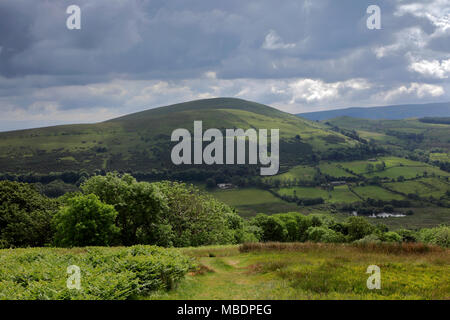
[{"xmin": 0, "ymin": 98, "xmax": 362, "ymax": 175}]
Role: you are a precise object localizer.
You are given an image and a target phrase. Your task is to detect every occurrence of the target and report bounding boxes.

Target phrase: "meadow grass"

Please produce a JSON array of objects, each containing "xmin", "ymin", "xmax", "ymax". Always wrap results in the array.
[{"xmin": 150, "ymin": 243, "xmax": 450, "ymax": 300}]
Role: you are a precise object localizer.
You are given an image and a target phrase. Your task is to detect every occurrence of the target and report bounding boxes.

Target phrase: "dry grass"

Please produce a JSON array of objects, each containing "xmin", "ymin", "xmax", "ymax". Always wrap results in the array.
[{"xmin": 239, "ymin": 241, "xmax": 445, "ymax": 255}]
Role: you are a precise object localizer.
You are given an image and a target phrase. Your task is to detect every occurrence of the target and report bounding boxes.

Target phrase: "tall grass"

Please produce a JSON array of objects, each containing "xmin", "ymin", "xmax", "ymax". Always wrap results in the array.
[{"xmin": 239, "ymin": 242, "xmax": 444, "ymax": 255}]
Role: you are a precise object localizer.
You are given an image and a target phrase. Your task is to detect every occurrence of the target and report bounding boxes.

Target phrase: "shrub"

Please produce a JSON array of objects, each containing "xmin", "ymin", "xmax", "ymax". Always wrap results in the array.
[
  {"xmin": 53, "ymin": 194, "xmax": 119, "ymax": 247},
  {"xmin": 396, "ymin": 229, "xmax": 417, "ymax": 242},
  {"xmin": 418, "ymin": 225, "xmax": 449, "ymax": 248},
  {"xmin": 0, "ymin": 245, "xmax": 194, "ymax": 299},
  {"xmin": 381, "ymin": 231, "xmax": 402, "ymax": 243},
  {"xmin": 306, "ymin": 226, "xmax": 345, "ymax": 243},
  {"xmin": 251, "ymin": 214, "xmax": 288, "ymax": 242},
  {"xmin": 345, "ymin": 216, "xmax": 374, "ymax": 241},
  {"xmin": 354, "ymin": 234, "xmax": 382, "ymax": 244}
]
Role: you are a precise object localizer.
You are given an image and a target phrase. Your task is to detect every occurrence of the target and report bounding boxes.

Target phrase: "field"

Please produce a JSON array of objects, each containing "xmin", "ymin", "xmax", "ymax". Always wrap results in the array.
[
  {"xmin": 151, "ymin": 243, "xmax": 450, "ymax": 300},
  {"xmin": 318, "ymin": 163, "xmax": 357, "ymax": 178},
  {"xmin": 364, "ymin": 166, "xmax": 449, "ymax": 180},
  {"xmin": 352, "ymin": 186, "xmax": 405, "ymax": 201},
  {"xmin": 384, "ymin": 178, "xmax": 449, "ymax": 198},
  {"xmin": 209, "ymin": 188, "xmax": 298, "ymax": 217},
  {"xmin": 430, "ymin": 153, "xmax": 450, "ymax": 162},
  {"xmin": 274, "ymin": 185, "xmax": 360, "ymax": 204},
  {"xmin": 265, "ymin": 165, "xmax": 317, "ymax": 183}
]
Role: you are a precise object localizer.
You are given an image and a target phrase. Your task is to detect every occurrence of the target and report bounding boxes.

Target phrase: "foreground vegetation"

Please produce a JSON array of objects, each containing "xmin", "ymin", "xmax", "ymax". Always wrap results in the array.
[
  {"xmin": 151, "ymin": 243, "xmax": 449, "ymax": 300},
  {"xmin": 0, "ymin": 245, "xmax": 194, "ymax": 300},
  {"xmin": 1, "ymin": 242, "xmax": 447, "ymax": 300}
]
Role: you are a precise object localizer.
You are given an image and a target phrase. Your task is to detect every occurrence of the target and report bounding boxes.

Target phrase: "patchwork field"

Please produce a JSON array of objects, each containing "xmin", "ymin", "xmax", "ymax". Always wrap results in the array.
[
  {"xmin": 338, "ymin": 157, "xmax": 431, "ymax": 175},
  {"xmin": 430, "ymin": 153, "xmax": 450, "ymax": 162},
  {"xmin": 151, "ymin": 243, "xmax": 450, "ymax": 300},
  {"xmin": 384, "ymin": 178, "xmax": 450, "ymax": 198},
  {"xmin": 264, "ymin": 165, "xmax": 317, "ymax": 183},
  {"xmin": 364, "ymin": 166, "xmax": 449, "ymax": 180},
  {"xmin": 274, "ymin": 185, "xmax": 359, "ymax": 204},
  {"xmin": 210, "ymin": 188, "xmax": 298, "ymax": 217},
  {"xmin": 318, "ymin": 163, "xmax": 357, "ymax": 178},
  {"xmin": 352, "ymin": 186, "xmax": 405, "ymax": 201}
]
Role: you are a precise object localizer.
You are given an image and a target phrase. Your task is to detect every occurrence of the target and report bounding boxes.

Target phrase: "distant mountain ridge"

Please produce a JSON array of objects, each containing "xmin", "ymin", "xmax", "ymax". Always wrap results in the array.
[{"xmin": 297, "ymin": 102, "xmax": 450, "ymax": 121}]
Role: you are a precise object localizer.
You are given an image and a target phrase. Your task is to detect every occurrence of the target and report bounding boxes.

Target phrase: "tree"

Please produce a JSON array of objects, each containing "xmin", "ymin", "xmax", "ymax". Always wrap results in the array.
[
  {"xmin": 0, "ymin": 181, "xmax": 58, "ymax": 248},
  {"xmin": 252, "ymin": 214, "xmax": 287, "ymax": 242},
  {"xmin": 306, "ymin": 226, "xmax": 344, "ymax": 243},
  {"xmin": 53, "ymin": 194, "xmax": 119, "ymax": 247},
  {"xmin": 80, "ymin": 173, "xmax": 167, "ymax": 245},
  {"xmin": 205, "ymin": 178, "xmax": 216, "ymax": 189},
  {"xmin": 152, "ymin": 181, "xmax": 243, "ymax": 246},
  {"xmin": 345, "ymin": 216, "xmax": 374, "ymax": 241}
]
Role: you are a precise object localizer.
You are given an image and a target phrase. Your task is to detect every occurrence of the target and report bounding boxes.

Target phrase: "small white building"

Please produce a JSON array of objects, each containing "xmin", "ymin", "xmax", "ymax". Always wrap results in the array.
[{"xmin": 217, "ymin": 183, "xmax": 234, "ymax": 190}]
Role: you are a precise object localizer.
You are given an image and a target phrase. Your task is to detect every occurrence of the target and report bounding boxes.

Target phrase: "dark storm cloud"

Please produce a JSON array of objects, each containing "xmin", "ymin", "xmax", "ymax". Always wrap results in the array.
[{"xmin": 0, "ymin": 0, "xmax": 449, "ymax": 130}]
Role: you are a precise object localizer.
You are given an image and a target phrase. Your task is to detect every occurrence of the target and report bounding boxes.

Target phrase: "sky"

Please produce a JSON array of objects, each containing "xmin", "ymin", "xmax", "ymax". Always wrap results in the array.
[{"xmin": 0, "ymin": 0, "xmax": 449, "ymax": 131}]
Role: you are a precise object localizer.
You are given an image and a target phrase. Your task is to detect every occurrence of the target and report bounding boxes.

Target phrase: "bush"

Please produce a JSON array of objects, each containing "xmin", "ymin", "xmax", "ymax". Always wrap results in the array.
[
  {"xmin": 0, "ymin": 245, "xmax": 194, "ymax": 299},
  {"xmin": 354, "ymin": 234, "xmax": 382, "ymax": 244},
  {"xmin": 396, "ymin": 229, "xmax": 417, "ymax": 242},
  {"xmin": 306, "ymin": 226, "xmax": 345, "ymax": 243},
  {"xmin": 53, "ymin": 194, "xmax": 119, "ymax": 247},
  {"xmin": 251, "ymin": 214, "xmax": 288, "ymax": 242},
  {"xmin": 345, "ymin": 216, "xmax": 374, "ymax": 241},
  {"xmin": 381, "ymin": 231, "xmax": 402, "ymax": 243},
  {"xmin": 0, "ymin": 181, "xmax": 58, "ymax": 248},
  {"xmin": 418, "ymin": 225, "xmax": 449, "ymax": 248}
]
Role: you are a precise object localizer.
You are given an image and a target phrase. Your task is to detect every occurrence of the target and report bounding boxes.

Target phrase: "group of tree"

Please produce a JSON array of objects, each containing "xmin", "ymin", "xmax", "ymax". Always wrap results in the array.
[
  {"xmin": 0, "ymin": 175, "xmax": 448, "ymax": 249},
  {"xmin": 0, "ymin": 173, "xmax": 249, "ymax": 248},
  {"xmin": 247, "ymin": 212, "xmax": 449, "ymax": 247}
]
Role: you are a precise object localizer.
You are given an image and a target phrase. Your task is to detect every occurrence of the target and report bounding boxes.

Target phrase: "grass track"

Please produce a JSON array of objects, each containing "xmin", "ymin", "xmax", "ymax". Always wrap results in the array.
[{"xmin": 150, "ymin": 243, "xmax": 450, "ymax": 300}]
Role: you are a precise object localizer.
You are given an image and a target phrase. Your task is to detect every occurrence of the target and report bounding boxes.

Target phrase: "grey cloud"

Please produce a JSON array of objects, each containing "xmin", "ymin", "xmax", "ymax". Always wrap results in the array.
[{"xmin": 0, "ymin": 0, "xmax": 449, "ymax": 130}]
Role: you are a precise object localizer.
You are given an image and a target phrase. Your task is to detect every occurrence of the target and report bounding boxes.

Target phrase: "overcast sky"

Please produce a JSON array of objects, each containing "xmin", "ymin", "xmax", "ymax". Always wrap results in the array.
[{"xmin": 0, "ymin": 0, "xmax": 449, "ymax": 131}]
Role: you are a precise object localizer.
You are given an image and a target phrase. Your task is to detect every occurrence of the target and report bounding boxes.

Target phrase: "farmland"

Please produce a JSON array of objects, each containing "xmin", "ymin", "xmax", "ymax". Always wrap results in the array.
[
  {"xmin": 274, "ymin": 185, "xmax": 360, "ymax": 204},
  {"xmin": 351, "ymin": 186, "xmax": 405, "ymax": 201},
  {"xmin": 209, "ymin": 187, "xmax": 298, "ymax": 217}
]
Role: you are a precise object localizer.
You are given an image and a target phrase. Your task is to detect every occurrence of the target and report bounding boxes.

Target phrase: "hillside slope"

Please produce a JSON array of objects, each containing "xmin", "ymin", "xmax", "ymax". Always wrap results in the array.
[
  {"xmin": 326, "ymin": 116, "xmax": 450, "ymax": 154},
  {"xmin": 0, "ymin": 98, "xmax": 362, "ymax": 174},
  {"xmin": 298, "ymin": 102, "xmax": 450, "ymax": 120}
]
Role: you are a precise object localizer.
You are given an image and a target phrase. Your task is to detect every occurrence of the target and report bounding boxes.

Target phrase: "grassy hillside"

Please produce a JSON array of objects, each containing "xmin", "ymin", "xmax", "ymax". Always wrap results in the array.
[
  {"xmin": 0, "ymin": 98, "xmax": 358, "ymax": 174},
  {"xmin": 326, "ymin": 117, "xmax": 450, "ymax": 154}
]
